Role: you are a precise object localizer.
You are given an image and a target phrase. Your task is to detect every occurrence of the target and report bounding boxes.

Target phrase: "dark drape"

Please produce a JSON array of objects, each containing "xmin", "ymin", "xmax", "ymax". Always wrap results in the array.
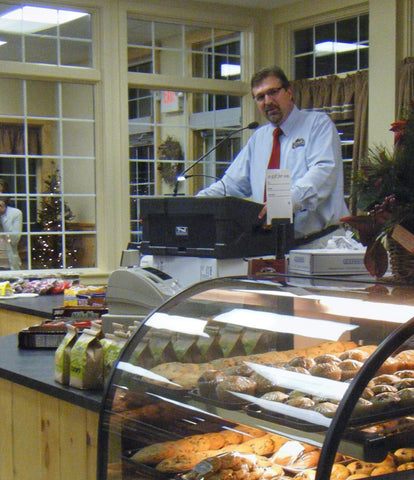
[{"xmin": 291, "ymin": 71, "xmax": 368, "ymax": 213}]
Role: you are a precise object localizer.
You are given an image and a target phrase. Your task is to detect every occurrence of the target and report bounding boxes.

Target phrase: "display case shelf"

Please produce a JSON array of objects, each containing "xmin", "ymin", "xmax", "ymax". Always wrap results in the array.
[{"xmin": 98, "ymin": 274, "xmax": 414, "ymax": 480}]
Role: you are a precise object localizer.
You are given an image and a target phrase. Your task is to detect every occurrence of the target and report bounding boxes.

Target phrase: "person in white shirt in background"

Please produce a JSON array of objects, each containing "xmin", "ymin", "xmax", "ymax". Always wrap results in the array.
[
  {"xmin": 198, "ymin": 65, "xmax": 349, "ymax": 248},
  {"xmin": 0, "ymin": 179, "xmax": 22, "ymax": 270}
]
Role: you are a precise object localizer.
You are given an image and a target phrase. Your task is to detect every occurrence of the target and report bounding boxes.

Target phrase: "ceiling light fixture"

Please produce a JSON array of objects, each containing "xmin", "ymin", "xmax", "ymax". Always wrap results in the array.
[
  {"xmin": 0, "ymin": 6, "xmax": 88, "ymax": 34},
  {"xmin": 315, "ymin": 41, "xmax": 368, "ymax": 56}
]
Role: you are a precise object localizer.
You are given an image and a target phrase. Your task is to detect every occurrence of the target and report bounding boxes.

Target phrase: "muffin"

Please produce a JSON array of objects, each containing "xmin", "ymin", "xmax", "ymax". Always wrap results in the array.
[
  {"xmin": 197, "ymin": 369, "xmax": 226, "ymax": 397},
  {"xmin": 215, "ymin": 375, "xmax": 257, "ymax": 402},
  {"xmin": 310, "ymin": 362, "xmax": 342, "ymax": 381}
]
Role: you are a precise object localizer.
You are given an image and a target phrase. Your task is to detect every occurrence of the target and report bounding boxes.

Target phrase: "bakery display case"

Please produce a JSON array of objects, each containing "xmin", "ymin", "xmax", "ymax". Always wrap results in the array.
[{"xmin": 98, "ymin": 274, "xmax": 414, "ymax": 480}]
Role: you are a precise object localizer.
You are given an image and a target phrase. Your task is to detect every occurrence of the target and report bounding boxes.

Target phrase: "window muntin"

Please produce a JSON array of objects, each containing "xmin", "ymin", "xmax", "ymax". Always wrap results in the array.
[
  {"xmin": 0, "ymin": 77, "xmax": 96, "ymax": 270},
  {"xmin": 127, "ymin": 17, "xmax": 243, "ymax": 244},
  {"xmin": 0, "ymin": 4, "xmax": 92, "ymax": 67},
  {"xmin": 294, "ymin": 14, "xmax": 368, "ymax": 79}
]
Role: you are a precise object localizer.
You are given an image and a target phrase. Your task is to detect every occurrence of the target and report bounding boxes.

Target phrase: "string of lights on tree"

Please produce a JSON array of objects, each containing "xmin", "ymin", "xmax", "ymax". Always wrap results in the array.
[{"xmin": 31, "ymin": 166, "xmax": 79, "ymax": 269}]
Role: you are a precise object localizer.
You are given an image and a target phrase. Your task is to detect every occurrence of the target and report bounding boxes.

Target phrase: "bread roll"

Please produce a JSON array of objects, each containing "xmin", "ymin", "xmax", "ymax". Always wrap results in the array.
[
  {"xmin": 289, "ymin": 449, "xmax": 320, "ymax": 469},
  {"xmin": 312, "ymin": 401, "xmax": 338, "ymax": 418},
  {"xmin": 197, "ymin": 370, "xmax": 226, "ymax": 397},
  {"xmin": 376, "ymin": 356, "xmax": 400, "ymax": 374},
  {"xmin": 370, "ymin": 384, "xmax": 398, "ymax": 395},
  {"xmin": 338, "ymin": 359, "xmax": 363, "ymax": 380},
  {"xmin": 131, "ymin": 441, "xmax": 177, "ymax": 464},
  {"xmin": 261, "ymin": 390, "xmax": 289, "ymax": 402},
  {"xmin": 251, "ymin": 372, "xmax": 276, "ymax": 395},
  {"xmin": 370, "ymin": 391, "xmax": 401, "ymax": 411},
  {"xmin": 271, "ymin": 440, "xmax": 304, "ymax": 466},
  {"xmin": 292, "ymin": 468, "xmax": 316, "ymax": 480},
  {"xmin": 314, "ymin": 353, "xmax": 341, "ymax": 364},
  {"xmin": 395, "ymin": 378, "xmax": 414, "ymax": 389},
  {"xmin": 215, "ymin": 376, "xmax": 257, "ymax": 402},
  {"xmin": 286, "ymin": 396, "xmax": 315, "ymax": 409},
  {"xmin": 286, "ymin": 356, "xmax": 316, "ymax": 369},
  {"xmin": 395, "ymin": 369, "xmax": 414, "ymax": 378},
  {"xmin": 310, "ymin": 362, "xmax": 342, "ymax": 381},
  {"xmin": 394, "ymin": 447, "xmax": 414, "ymax": 464},
  {"xmin": 346, "ymin": 475, "xmax": 369, "ymax": 480},
  {"xmin": 395, "ymin": 349, "xmax": 414, "ymax": 370},
  {"xmin": 399, "ymin": 387, "xmax": 414, "ymax": 404},
  {"xmin": 330, "ymin": 463, "xmax": 350, "ymax": 480},
  {"xmin": 369, "ymin": 374, "xmax": 400, "ymax": 386},
  {"xmin": 347, "ymin": 460, "xmax": 376, "ymax": 475},
  {"xmin": 397, "ymin": 462, "xmax": 414, "ymax": 471},
  {"xmin": 339, "ymin": 349, "xmax": 369, "ymax": 362}
]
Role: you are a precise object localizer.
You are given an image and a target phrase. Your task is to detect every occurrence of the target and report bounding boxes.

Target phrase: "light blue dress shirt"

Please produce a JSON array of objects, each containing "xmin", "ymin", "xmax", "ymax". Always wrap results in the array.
[
  {"xmin": 198, "ymin": 105, "xmax": 350, "ymax": 238},
  {"xmin": 0, "ymin": 206, "xmax": 22, "ymax": 269}
]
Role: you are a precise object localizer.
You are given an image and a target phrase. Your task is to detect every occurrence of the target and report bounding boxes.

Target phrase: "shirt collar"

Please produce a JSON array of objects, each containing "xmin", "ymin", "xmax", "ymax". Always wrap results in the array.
[{"xmin": 273, "ymin": 105, "xmax": 299, "ymax": 137}]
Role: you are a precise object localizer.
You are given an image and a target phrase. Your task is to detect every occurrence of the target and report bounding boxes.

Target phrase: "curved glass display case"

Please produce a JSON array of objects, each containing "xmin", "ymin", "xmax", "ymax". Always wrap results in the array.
[{"xmin": 98, "ymin": 274, "xmax": 414, "ymax": 480}]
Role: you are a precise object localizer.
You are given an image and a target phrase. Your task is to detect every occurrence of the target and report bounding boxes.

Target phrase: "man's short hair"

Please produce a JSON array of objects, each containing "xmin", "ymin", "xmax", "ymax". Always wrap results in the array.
[{"xmin": 251, "ymin": 66, "xmax": 291, "ymax": 90}]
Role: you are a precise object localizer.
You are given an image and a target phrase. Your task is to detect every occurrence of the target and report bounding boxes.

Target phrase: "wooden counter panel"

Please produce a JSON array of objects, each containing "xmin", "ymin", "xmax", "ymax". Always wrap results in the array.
[
  {"xmin": 0, "ymin": 309, "xmax": 41, "ymax": 337},
  {"xmin": 0, "ymin": 378, "xmax": 98, "ymax": 480}
]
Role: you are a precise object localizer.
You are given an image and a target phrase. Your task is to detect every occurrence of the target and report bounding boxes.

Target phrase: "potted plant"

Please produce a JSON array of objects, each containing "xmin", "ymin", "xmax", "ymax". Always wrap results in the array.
[{"xmin": 341, "ymin": 105, "xmax": 414, "ymax": 282}]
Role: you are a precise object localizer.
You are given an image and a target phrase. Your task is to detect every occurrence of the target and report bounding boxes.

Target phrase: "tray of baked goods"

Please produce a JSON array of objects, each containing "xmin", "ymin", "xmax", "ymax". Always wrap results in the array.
[
  {"xmin": 125, "ymin": 426, "xmax": 325, "ymax": 477},
  {"xmin": 343, "ymin": 416, "xmax": 414, "ymax": 462},
  {"xmin": 123, "ymin": 425, "xmax": 414, "ymax": 480}
]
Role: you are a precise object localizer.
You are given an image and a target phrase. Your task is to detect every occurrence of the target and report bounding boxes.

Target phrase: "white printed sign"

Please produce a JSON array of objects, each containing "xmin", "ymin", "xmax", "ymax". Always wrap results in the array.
[{"xmin": 266, "ymin": 169, "xmax": 293, "ymax": 224}]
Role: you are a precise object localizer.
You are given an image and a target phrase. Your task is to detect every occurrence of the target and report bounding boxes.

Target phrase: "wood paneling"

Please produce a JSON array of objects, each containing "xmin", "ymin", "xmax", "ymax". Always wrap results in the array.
[{"xmin": 0, "ymin": 378, "xmax": 98, "ymax": 480}]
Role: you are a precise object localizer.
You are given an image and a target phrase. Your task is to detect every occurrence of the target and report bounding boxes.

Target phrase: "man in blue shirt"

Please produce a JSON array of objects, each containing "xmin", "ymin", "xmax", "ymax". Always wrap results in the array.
[{"xmin": 198, "ymin": 66, "xmax": 349, "ymax": 246}]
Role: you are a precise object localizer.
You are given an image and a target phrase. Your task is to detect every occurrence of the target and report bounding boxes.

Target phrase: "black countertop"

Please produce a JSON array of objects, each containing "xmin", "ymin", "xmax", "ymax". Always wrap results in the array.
[
  {"xmin": 0, "ymin": 293, "xmax": 64, "ymax": 319},
  {"xmin": 0, "ymin": 333, "xmax": 103, "ymax": 412}
]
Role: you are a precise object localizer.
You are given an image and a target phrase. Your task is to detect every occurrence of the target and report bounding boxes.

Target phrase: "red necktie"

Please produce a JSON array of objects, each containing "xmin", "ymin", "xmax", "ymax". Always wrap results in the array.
[
  {"xmin": 264, "ymin": 127, "xmax": 282, "ymax": 201},
  {"xmin": 268, "ymin": 127, "xmax": 282, "ymax": 169}
]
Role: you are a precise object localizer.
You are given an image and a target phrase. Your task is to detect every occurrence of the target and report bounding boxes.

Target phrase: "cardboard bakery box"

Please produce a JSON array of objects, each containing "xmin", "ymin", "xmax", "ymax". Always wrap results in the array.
[{"xmin": 288, "ymin": 248, "xmax": 367, "ymax": 275}]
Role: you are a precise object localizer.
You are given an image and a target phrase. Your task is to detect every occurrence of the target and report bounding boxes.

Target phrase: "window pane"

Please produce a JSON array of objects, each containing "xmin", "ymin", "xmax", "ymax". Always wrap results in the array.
[
  {"xmin": 0, "ymin": 4, "xmax": 92, "ymax": 67},
  {"xmin": 294, "ymin": 27, "xmax": 313, "ymax": 55},
  {"xmin": 315, "ymin": 53, "xmax": 334, "ymax": 77},
  {"xmin": 62, "ymin": 83, "xmax": 94, "ymax": 119},
  {"xmin": 25, "ymin": 35, "xmax": 57, "ymax": 64},
  {"xmin": 295, "ymin": 54, "xmax": 313, "ymax": 79},
  {"xmin": 61, "ymin": 39, "xmax": 92, "ymax": 67},
  {"xmin": 62, "ymin": 120, "xmax": 95, "ymax": 157},
  {"xmin": 360, "ymin": 47, "xmax": 369, "ymax": 69},
  {"xmin": 315, "ymin": 23, "xmax": 334, "ymax": 44},
  {"xmin": 337, "ymin": 17, "xmax": 357, "ymax": 43},
  {"xmin": 0, "ymin": 78, "xmax": 23, "ymax": 114},
  {"xmin": 60, "ymin": 14, "xmax": 91, "ymax": 39},
  {"xmin": 360, "ymin": 14, "xmax": 369, "ymax": 42},
  {"xmin": 63, "ymin": 159, "xmax": 95, "ymax": 194},
  {"xmin": 26, "ymin": 81, "xmax": 59, "ymax": 117},
  {"xmin": 337, "ymin": 50, "xmax": 357, "ymax": 73},
  {"xmin": 0, "ymin": 32, "xmax": 22, "ymax": 61}
]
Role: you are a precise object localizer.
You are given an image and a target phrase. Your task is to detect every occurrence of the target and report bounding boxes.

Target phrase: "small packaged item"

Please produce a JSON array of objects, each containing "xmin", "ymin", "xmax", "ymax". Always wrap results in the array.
[
  {"xmin": 101, "ymin": 330, "xmax": 129, "ymax": 380},
  {"xmin": 69, "ymin": 325, "xmax": 104, "ymax": 389},
  {"xmin": 54, "ymin": 324, "xmax": 78, "ymax": 385},
  {"xmin": 64, "ymin": 285, "xmax": 88, "ymax": 306},
  {"xmin": 0, "ymin": 281, "xmax": 13, "ymax": 296}
]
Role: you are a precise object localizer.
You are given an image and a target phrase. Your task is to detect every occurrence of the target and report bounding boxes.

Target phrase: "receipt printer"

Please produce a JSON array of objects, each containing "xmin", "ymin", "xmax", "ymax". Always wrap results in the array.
[{"xmin": 101, "ymin": 266, "xmax": 181, "ymax": 333}]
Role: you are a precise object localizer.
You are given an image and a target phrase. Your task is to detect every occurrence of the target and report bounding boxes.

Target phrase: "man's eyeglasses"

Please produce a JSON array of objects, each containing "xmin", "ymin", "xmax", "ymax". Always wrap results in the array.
[{"xmin": 253, "ymin": 87, "xmax": 284, "ymax": 103}]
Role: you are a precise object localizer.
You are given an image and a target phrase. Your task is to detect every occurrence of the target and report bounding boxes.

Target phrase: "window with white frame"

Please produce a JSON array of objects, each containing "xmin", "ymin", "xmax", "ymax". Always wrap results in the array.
[
  {"xmin": 127, "ymin": 17, "xmax": 244, "ymax": 243},
  {"xmin": 294, "ymin": 14, "xmax": 368, "ymax": 79},
  {"xmin": 294, "ymin": 13, "xmax": 368, "ymax": 202},
  {"xmin": 0, "ymin": 4, "xmax": 96, "ymax": 271}
]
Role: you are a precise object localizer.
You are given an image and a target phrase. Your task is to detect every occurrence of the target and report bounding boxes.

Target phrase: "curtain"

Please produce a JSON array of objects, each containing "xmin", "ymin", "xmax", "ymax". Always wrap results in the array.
[
  {"xmin": 291, "ymin": 71, "xmax": 368, "ymax": 214},
  {"xmin": 397, "ymin": 57, "xmax": 414, "ymax": 120},
  {"xmin": 0, "ymin": 124, "xmax": 41, "ymax": 155}
]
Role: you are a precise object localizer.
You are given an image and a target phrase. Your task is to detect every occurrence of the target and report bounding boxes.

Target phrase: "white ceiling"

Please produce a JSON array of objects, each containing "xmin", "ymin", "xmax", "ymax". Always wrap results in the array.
[{"xmin": 195, "ymin": 0, "xmax": 299, "ymax": 10}]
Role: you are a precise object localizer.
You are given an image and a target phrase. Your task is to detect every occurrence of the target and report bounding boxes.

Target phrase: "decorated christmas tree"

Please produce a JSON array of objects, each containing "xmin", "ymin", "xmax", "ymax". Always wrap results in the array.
[{"xmin": 31, "ymin": 166, "xmax": 78, "ymax": 269}]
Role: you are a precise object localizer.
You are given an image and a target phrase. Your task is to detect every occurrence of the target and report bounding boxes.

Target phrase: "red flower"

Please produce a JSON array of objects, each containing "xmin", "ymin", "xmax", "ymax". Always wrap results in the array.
[{"xmin": 390, "ymin": 120, "xmax": 406, "ymax": 145}]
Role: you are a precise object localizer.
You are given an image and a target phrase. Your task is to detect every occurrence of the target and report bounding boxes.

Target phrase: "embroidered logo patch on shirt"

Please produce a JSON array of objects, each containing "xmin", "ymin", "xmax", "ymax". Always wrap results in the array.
[{"xmin": 292, "ymin": 138, "xmax": 305, "ymax": 149}]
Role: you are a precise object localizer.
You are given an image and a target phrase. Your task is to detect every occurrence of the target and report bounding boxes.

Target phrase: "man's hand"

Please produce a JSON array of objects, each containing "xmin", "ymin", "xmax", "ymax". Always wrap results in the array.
[{"xmin": 258, "ymin": 204, "xmax": 267, "ymax": 219}]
